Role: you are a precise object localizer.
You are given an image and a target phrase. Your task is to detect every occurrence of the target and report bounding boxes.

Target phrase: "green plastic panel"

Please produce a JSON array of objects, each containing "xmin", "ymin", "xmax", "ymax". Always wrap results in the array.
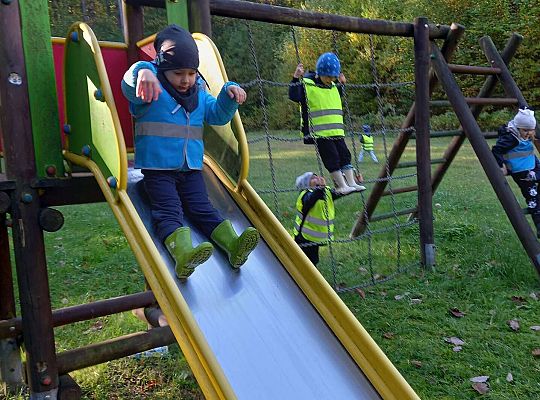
[
  {"xmin": 64, "ymin": 23, "xmax": 126, "ymax": 190},
  {"xmin": 166, "ymin": 0, "xmax": 189, "ymax": 29},
  {"xmin": 195, "ymin": 34, "xmax": 242, "ymax": 183},
  {"xmin": 19, "ymin": 0, "xmax": 64, "ymax": 178}
]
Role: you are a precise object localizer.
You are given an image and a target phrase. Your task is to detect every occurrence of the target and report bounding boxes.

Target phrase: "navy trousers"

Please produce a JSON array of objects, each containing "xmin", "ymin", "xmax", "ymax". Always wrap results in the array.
[
  {"xmin": 315, "ymin": 137, "xmax": 352, "ymax": 173},
  {"xmin": 142, "ymin": 169, "xmax": 224, "ymax": 243}
]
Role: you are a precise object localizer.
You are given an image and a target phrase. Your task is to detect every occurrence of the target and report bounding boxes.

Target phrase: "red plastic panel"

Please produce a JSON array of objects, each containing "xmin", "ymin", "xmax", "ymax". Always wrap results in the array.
[{"xmin": 52, "ymin": 41, "xmax": 134, "ymax": 149}]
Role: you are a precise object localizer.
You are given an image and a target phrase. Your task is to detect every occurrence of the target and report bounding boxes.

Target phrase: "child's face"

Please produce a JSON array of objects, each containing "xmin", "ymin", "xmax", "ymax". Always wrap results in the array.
[
  {"xmin": 310, "ymin": 175, "xmax": 326, "ymax": 187},
  {"xmin": 319, "ymin": 75, "xmax": 337, "ymax": 86},
  {"xmin": 164, "ymin": 68, "xmax": 197, "ymax": 93},
  {"xmin": 519, "ymin": 128, "xmax": 536, "ymax": 141}
]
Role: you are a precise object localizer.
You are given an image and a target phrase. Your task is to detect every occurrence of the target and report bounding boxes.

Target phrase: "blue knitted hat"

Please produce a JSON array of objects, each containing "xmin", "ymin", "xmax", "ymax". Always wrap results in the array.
[
  {"xmin": 362, "ymin": 124, "xmax": 371, "ymax": 134},
  {"xmin": 315, "ymin": 52, "xmax": 341, "ymax": 77}
]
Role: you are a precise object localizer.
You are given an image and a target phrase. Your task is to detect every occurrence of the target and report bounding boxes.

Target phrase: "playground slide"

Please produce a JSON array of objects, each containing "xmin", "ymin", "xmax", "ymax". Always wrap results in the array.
[{"xmin": 62, "ymin": 23, "xmax": 419, "ymax": 399}]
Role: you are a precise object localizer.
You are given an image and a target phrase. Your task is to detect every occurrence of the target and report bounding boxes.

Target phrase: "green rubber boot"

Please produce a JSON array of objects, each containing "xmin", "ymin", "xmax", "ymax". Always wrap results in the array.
[
  {"xmin": 211, "ymin": 220, "xmax": 259, "ymax": 269},
  {"xmin": 165, "ymin": 227, "xmax": 213, "ymax": 279}
]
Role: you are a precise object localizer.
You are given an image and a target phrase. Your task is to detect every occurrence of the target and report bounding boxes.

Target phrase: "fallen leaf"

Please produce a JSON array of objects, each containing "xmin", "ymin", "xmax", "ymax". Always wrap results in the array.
[
  {"xmin": 355, "ymin": 288, "xmax": 366, "ymax": 299},
  {"xmin": 449, "ymin": 308, "xmax": 465, "ymax": 318},
  {"xmin": 470, "ymin": 376, "xmax": 489, "ymax": 383},
  {"xmin": 453, "ymin": 346, "xmax": 462, "ymax": 352},
  {"xmin": 507, "ymin": 319, "xmax": 520, "ymax": 331},
  {"xmin": 410, "ymin": 298, "xmax": 422, "ymax": 305},
  {"xmin": 394, "ymin": 292, "xmax": 410, "ymax": 301},
  {"xmin": 337, "ymin": 282, "xmax": 347, "ymax": 289},
  {"xmin": 383, "ymin": 332, "xmax": 395, "ymax": 339},
  {"xmin": 358, "ymin": 267, "xmax": 368, "ymax": 274},
  {"xmin": 84, "ymin": 320, "xmax": 103, "ymax": 334},
  {"xmin": 444, "ymin": 336, "xmax": 465, "ymax": 346},
  {"xmin": 511, "ymin": 295, "xmax": 527, "ymax": 304},
  {"xmin": 472, "ymin": 382, "xmax": 490, "ymax": 394},
  {"xmin": 410, "ymin": 360, "xmax": 422, "ymax": 368},
  {"xmin": 531, "ymin": 326, "xmax": 540, "ymax": 331},
  {"xmin": 380, "ymin": 291, "xmax": 388, "ymax": 297},
  {"xmin": 530, "ymin": 292, "xmax": 539, "ymax": 301},
  {"xmin": 532, "ymin": 348, "xmax": 540, "ymax": 357},
  {"xmin": 506, "ymin": 372, "xmax": 513, "ymax": 382}
]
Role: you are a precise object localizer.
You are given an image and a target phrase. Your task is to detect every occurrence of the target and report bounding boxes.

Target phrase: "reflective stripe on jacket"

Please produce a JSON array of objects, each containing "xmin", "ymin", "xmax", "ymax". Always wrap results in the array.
[
  {"xmin": 361, "ymin": 134, "xmax": 374, "ymax": 150},
  {"xmin": 292, "ymin": 187, "xmax": 335, "ymax": 243},
  {"xmin": 503, "ymin": 139, "xmax": 535, "ymax": 173},
  {"xmin": 301, "ymin": 78, "xmax": 344, "ymax": 138}
]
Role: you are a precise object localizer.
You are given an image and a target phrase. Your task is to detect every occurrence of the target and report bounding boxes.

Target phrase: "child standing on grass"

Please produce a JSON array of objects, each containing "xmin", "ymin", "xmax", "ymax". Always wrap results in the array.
[
  {"xmin": 121, "ymin": 25, "xmax": 259, "ymax": 279},
  {"xmin": 358, "ymin": 124, "xmax": 379, "ymax": 163},
  {"xmin": 289, "ymin": 53, "xmax": 366, "ymax": 195},
  {"xmin": 292, "ymin": 171, "xmax": 352, "ymax": 265},
  {"xmin": 492, "ymin": 108, "xmax": 540, "ymax": 237}
]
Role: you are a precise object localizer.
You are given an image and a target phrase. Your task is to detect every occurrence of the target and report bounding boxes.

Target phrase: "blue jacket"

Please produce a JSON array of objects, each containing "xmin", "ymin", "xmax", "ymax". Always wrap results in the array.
[
  {"xmin": 121, "ymin": 61, "xmax": 239, "ymax": 170},
  {"xmin": 492, "ymin": 125, "xmax": 539, "ymax": 174}
]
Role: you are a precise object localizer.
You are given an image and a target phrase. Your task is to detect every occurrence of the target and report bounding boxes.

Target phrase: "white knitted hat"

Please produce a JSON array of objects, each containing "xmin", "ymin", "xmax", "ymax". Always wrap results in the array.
[
  {"xmin": 295, "ymin": 172, "xmax": 315, "ymax": 190},
  {"xmin": 513, "ymin": 108, "xmax": 536, "ymax": 130}
]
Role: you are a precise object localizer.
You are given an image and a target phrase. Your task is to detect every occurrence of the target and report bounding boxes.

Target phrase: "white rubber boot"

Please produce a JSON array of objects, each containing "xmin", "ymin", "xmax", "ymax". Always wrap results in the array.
[
  {"xmin": 342, "ymin": 168, "xmax": 366, "ymax": 191},
  {"xmin": 330, "ymin": 171, "xmax": 356, "ymax": 195}
]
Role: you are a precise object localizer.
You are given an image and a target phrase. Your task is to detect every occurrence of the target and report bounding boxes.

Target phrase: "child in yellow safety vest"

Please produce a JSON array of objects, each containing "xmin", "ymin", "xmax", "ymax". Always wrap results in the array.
[
  {"xmin": 289, "ymin": 53, "xmax": 366, "ymax": 195},
  {"xmin": 358, "ymin": 124, "xmax": 379, "ymax": 163},
  {"xmin": 292, "ymin": 171, "xmax": 352, "ymax": 265}
]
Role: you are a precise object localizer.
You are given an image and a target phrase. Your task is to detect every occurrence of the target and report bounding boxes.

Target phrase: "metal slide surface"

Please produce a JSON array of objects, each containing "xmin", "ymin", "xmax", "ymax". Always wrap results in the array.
[{"xmin": 127, "ymin": 167, "xmax": 380, "ymax": 399}]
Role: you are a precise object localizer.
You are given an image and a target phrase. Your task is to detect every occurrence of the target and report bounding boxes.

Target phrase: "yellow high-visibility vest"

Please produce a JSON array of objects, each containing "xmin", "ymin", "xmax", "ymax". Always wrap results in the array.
[
  {"xmin": 293, "ymin": 187, "xmax": 335, "ymax": 243},
  {"xmin": 301, "ymin": 78, "xmax": 344, "ymax": 138},
  {"xmin": 362, "ymin": 134, "xmax": 374, "ymax": 150}
]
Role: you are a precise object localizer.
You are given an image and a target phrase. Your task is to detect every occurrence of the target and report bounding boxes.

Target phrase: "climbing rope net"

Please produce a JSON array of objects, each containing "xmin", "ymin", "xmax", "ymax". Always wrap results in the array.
[{"xmin": 215, "ymin": 18, "xmax": 423, "ymax": 292}]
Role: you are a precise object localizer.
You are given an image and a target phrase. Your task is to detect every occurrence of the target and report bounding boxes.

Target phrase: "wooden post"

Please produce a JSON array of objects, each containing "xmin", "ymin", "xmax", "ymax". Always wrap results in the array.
[
  {"xmin": 414, "ymin": 17, "xmax": 435, "ymax": 268},
  {"xmin": 0, "ymin": 210, "xmax": 24, "ymax": 395},
  {"xmin": 125, "ymin": 0, "xmax": 451, "ymax": 38},
  {"xmin": 0, "ymin": 1, "xmax": 59, "ymax": 396},
  {"xmin": 188, "ymin": 0, "xmax": 212, "ymax": 36},
  {"xmin": 57, "ymin": 327, "xmax": 176, "ymax": 375},
  {"xmin": 124, "ymin": 1, "xmax": 145, "ymax": 66}
]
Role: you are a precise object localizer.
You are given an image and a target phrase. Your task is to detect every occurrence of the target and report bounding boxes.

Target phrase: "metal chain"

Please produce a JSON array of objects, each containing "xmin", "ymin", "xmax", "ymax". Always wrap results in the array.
[
  {"xmin": 369, "ymin": 34, "xmax": 402, "ymax": 270},
  {"xmin": 332, "ymin": 30, "xmax": 360, "ymax": 173},
  {"xmin": 246, "ymin": 21, "xmax": 280, "ymax": 218}
]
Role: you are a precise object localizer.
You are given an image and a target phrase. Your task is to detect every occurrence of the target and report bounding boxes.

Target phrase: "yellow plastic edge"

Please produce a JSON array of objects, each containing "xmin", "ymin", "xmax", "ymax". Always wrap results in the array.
[
  {"xmin": 53, "ymin": 36, "xmax": 127, "ymax": 49},
  {"xmin": 193, "ymin": 33, "xmax": 250, "ymax": 187},
  {"xmin": 63, "ymin": 151, "xmax": 236, "ymax": 400}
]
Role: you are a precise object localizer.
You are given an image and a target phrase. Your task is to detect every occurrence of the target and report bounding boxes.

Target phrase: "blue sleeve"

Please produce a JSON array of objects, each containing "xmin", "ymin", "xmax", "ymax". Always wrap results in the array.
[
  {"xmin": 121, "ymin": 61, "xmax": 157, "ymax": 105},
  {"xmin": 203, "ymin": 81, "xmax": 240, "ymax": 125}
]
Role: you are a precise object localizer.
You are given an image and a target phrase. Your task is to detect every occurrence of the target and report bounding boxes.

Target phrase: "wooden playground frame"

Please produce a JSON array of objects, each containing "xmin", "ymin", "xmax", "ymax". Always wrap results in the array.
[{"xmin": 1, "ymin": 0, "xmax": 538, "ymax": 399}]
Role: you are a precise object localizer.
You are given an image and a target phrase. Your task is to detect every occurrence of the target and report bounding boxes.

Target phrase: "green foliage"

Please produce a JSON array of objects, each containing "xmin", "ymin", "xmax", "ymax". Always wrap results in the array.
[{"xmin": 48, "ymin": 0, "xmax": 539, "ymax": 132}]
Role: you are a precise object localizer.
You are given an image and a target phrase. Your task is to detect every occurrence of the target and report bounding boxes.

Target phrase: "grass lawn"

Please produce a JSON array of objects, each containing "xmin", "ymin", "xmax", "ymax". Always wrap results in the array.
[{"xmin": 5, "ymin": 131, "xmax": 540, "ymax": 399}]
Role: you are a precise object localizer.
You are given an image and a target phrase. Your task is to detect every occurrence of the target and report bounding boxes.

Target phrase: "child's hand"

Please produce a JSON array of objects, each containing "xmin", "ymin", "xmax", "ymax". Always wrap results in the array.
[
  {"xmin": 500, "ymin": 165, "xmax": 508, "ymax": 176},
  {"xmin": 338, "ymin": 73, "xmax": 346, "ymax": 84},
  {"xmin": 136, "ymin": 69, "xmax": 162, "ymax": 103},
  {"xmin": 293, "ymin": 63, "xmax": 304, "ymax": 79},
  {"xmin": 227, "ymin": 85, "xmax": 247, "ymax": 104},
  {"xmin": 356, "ymin": 172, "xmax": 364, "ymax": 183}
]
